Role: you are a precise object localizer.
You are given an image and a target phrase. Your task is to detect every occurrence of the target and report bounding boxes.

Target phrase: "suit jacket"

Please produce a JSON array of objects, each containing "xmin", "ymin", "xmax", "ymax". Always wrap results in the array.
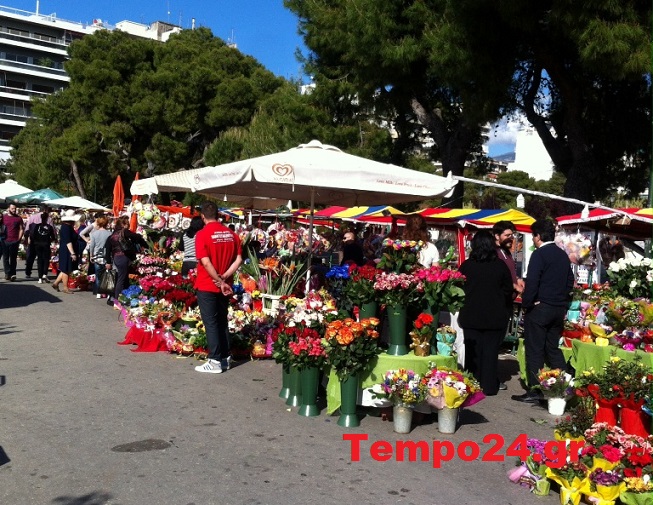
[
  {"xmin": 458, "ymin": 258, "xmax": 513, "ymax": 330},
  {"xmin": 522, "ymin": 242, "xmax": 574, "ymax": 310}
]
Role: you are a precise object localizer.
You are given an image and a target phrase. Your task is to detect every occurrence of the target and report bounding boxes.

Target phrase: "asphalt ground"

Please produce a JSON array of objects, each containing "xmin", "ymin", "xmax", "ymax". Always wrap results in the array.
[{"xmin": 1, "ymin": 260, "xmax": 561, "ymax": 505}]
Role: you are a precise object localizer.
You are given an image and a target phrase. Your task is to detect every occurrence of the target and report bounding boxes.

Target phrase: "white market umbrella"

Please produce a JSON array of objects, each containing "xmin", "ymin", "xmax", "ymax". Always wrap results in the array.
[
  {"xmin": 0, "ymin": 180, "xmax": 32, "ymax": 202},
  {"xmin": 44, "ymin": 195, "xmax": 110, "ymax": 212},
  {"xmin": 131, "ymin": 140, "xmax": 457, "ymax": 206},
  {"xmin": 131, "ymin": 140, "xmax": 458, "ymax": 291}
]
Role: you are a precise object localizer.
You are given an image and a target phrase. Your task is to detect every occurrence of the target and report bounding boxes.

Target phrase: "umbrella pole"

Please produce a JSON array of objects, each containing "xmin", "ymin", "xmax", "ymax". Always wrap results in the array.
[{"xmin": 305, "ymin": 188, "xmax": 315, "ymax": 295}]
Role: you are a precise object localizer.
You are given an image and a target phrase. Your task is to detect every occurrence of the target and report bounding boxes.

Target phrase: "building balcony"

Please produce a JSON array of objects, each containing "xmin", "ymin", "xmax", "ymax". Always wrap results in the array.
[
  {"xmin": 0, "ymin": 60, "xmax": 69, "ymax": 82},
  {"xmin": 0, "ymin": 27, "xmax": 69, "ymax": 50}
]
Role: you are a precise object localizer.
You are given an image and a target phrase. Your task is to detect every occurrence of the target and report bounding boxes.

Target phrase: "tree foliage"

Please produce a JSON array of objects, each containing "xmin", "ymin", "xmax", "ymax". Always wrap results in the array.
[
  {"xmin": 9, "ymin": 28, "xmax": 285, "ymax": 201},
  {"xmin": 285, "ymin": 0, "xmax": 516, "ymax": 207}
]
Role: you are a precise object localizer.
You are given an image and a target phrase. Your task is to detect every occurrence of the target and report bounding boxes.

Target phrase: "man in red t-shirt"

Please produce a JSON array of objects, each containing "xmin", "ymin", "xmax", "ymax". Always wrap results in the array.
[
  {"xmin": 194, "ymin": 201, "xmax": 242, "ymax": 374},
  {"xmin": 3, "ymin": 204, "xmax": 25, "ymax": 281}
]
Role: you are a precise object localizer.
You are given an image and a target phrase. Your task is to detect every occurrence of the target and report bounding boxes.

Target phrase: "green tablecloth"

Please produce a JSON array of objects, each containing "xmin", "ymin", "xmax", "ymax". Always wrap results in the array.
[
  {"xmin": 516, "ymin": 338, "xmax": 573, "ymax": 384},
  {"xmin": 571, "ymin": 339, "xmax": 653, "ymax": 374},
  {"xmin": 516, "ymin": 338, "xmax": 653, "ymax": 383},
  {"xmin": 326, "ymin": 351, "xmax": 457, "ymax": 414}
]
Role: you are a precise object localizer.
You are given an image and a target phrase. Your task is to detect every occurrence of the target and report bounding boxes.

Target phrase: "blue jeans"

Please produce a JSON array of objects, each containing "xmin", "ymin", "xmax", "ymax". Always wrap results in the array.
[{"xmin": 196, "ymin": 290, "xmax": 230, "ymax": 361}]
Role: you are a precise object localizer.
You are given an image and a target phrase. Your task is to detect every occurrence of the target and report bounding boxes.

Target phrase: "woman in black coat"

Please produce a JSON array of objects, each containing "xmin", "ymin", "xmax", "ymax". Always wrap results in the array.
[{"xmin": 458, "ymin": 230, "xmax": 513, "ymax": 396}]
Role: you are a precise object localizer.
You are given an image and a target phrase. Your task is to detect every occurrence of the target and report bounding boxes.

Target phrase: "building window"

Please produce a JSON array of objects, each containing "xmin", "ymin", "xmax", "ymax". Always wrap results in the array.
[{"xmin": 6, "ymin": 80, "xmax": 26, "ymax": 90}]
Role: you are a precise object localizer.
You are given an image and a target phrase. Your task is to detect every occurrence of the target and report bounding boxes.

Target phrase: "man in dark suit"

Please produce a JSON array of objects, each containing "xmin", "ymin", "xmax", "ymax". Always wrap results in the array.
[{"xmin": 512, "ymin": 219, "xmax": 574, "ymax": 403}]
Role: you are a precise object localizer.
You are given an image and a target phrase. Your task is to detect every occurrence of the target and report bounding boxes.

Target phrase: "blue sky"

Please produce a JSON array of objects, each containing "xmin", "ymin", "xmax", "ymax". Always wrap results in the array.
[
  {"xmin": 6, "ymin": 1, "xmax": 517, "ymax": 156},
  {"xmin": 7, "ymin": 0, "xmax": 307, "ymax": 79}
]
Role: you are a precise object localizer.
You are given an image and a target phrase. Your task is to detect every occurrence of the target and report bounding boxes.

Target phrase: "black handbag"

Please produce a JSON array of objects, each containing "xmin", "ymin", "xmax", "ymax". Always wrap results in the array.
[{"xmin": 98, "ymin": 269, "xmax": 116, "ymax": 295}]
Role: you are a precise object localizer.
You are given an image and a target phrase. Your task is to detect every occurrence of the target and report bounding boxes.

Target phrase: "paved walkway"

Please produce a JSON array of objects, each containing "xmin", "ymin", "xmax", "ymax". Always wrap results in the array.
[{"xmin": 1, "ymin": 261, "xmax": 560, "ymax": 505}]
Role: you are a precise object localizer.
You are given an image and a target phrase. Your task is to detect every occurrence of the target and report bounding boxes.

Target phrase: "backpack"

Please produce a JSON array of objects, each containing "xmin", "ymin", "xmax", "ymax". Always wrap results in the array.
[{"xmin": 33, "ymin": 222, "xmax": 51, "ymax": 245}]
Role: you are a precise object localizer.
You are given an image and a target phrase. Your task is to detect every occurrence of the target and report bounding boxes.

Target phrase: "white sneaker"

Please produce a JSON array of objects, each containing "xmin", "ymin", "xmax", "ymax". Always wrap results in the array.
[
  {"xmin": 96, "ymin": 294, "xmax": 102, "ymax": 299},
  {"xmin": 195, "ymin": 359, "xmax": 223, "ymax": 374},
  {"xmin": 38, "ymin": 278, "xmax": 43, "ymax": 284},
  {"xmin": 222, "ymin": 356, "xmax": 233, "ymax": 370}
]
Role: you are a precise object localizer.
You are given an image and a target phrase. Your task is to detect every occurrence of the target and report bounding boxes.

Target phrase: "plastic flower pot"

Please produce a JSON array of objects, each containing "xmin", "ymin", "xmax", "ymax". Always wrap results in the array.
[
  {"xmin": 337, "ymin": 374, "xmax": 360, "ymax": 427},
  {"xmin": 387, "ymin": 304, "xmax": 408, "ymax": 356},
  {"xmin": 547, "ymin": 398, "xmax": 566, "ymax": 416},
  {"xmin": 285, "ymin": 367, "xmax": 302, "ymax": 407},
  {"xmin": 358, "ymin": 301, "xmax": 378, "ymax": 320},
  {"xmin": 278, "ymin": 366, "xmax": 291, "ymax": 400},
  {"xmin": 297, "ymin": 366, "xmax": 320, "ymax": 417}
]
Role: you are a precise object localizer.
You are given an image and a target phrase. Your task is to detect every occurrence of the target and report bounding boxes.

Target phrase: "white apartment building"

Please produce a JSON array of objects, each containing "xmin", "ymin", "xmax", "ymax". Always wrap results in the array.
[{"xmin": 0, "ymin": 4, "xmax": 180, "ymax": 164}]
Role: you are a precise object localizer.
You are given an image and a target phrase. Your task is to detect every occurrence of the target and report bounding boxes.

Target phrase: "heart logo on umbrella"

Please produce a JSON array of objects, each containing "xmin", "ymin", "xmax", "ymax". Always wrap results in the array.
[{"xmin": 272, "ymin": 164, "xmax": 294, "ymax": 177}]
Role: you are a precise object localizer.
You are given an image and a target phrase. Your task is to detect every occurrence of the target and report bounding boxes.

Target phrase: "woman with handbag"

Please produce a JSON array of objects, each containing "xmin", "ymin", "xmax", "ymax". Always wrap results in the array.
[
  {"xmin": 105, "ymin": 216, "xmax": 148, "ymax": 306},
  {"xmin": 89, "ymin": 215, "xmax": 112, "ymax": 298}
]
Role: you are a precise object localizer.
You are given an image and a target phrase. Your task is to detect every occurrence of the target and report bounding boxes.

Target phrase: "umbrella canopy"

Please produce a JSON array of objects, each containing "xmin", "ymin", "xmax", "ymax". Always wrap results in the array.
[
  {"xmin": 129, "ymin": 172, "xmax": 140, "ymax": 232},
  {"xmin": 44, "ymin": 196, "xmax": 109, "ymax": 212},
  {"xmin": 556, "ymin": 207, "xmax": 653, "ymax": 239},
  {"xmin": 10, "ymin": 188, "xmax": 64, "ymax": 205},
  {"xmin": 113, "ymin": 175, "xmax": 125, "ymax": 217},
  {"xmin": 0, "ymin": 180, "xmax": 32, "ymax": 202},
  {"xmin": 131, "ymin": 140, "xmax": 457, "ymax": 206}
]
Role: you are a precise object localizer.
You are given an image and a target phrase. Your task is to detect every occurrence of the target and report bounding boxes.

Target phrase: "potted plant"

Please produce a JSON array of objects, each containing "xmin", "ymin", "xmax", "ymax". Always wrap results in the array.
[
  {"xmin": 544, "ymin": 462, "xmax": 589, "ymax": 505},
  {"xmin": 409, "ymin": 312, "xmax": 434, "ymax": 356},
  {"xmin": 370, "ymin": 369, "xmax": 427, "ymax": 433},
  {"xmin": 537, "ymin": 367, "xmax": 575, "ymax": 416},
  {"xmin": 323, "ymin": 317, "xmax": 381, "ymax": 427}
]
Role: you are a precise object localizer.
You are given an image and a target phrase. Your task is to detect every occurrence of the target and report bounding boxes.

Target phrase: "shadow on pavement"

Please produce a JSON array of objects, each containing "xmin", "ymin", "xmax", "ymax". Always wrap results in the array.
[
  {"xmin": 0, "ymin": 282, "xmax": 62, "ymax": 309},
  {"xmin": 51, "ymin": 492, "xmax": 113, "ymax": 505},
  {"xmin": 0, "ymin": 446, "xmax": 9, "ymax": 467}
]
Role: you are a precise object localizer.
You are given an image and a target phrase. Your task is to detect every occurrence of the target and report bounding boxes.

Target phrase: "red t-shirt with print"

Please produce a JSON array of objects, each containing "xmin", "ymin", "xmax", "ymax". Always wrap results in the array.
[{"xmin": 194, "ymin": 221, "xmax": 241, "ymax": 293}]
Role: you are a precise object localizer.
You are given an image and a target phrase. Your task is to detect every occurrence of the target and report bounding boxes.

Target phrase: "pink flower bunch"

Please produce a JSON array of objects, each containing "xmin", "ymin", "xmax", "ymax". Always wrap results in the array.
[
  {"xmin": 288, "ymin": 335, "xmax": 325, "ymax": 357},
  {"xmin": 373, "ymin": 271, "xmax": 421, "ymax": 306},
  {"xmin": 373, "ymin": 271, "xmax": 420, "ymax": 291},
  {"xmin": 415, "ymin": 265, "xmax": 465, "ymax": 283}
]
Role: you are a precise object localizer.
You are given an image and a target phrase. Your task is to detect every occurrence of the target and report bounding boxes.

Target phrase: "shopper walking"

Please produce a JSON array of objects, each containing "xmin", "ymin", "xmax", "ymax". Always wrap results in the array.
[{"xmin": 2, "ymin": 204, "xmax": 24, "ymax": 281}]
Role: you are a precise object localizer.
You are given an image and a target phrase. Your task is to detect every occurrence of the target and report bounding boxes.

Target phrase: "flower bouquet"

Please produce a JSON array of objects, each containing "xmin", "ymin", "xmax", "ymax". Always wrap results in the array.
[
  {"xmin": 579, "ymin": 444, "xmax": 623, "ymax": 473},
  {"xmin": 423, "ymin": 366, "xmax": 484, "ymax": 410},
  {"xmin": 554, "ymin": 397, "xmax": 595, "ymax": 441},
  {"xmin": 343, "ymin": 264, "xmax": 378, "ymax": 307},
  {"xmin": 409, "ymin": 313, "xmax": 434, "ymax": 356},
  {"xmin": 620, "ymin": 476, "xmax": 653, "ymax": 505},
  {"xmin": 434, "ymin": 325, "xmax": 456, "ymax": 356},
  {"xmin": 373, "ymin": 271, "xmax": 421, "ymax": 307},
  {"xmin": 414, "ymin": 265, "xmax": 466, "ymax": 313},
  {"xmin": 606, "ymin": 256, "xmax": 653, "ymax": 299},
  {"xmin": 376, "ymin": 238, "xmax": 424, "ymax": 273},
  {"xmin": 324, "ymin": 264, "xmax": 350, "ymax": 302},
  {"xmin": 371, "ymin": 369, "xmax": 427, "ymax": 406},
  {"xmin": 545, "ymin": 462, "xmax": 589, "ymax": 505},
  {"xmin": 68, "ymin": 270, "xmax": 89, "ymax": 291},
  {"xmin": 507, "ymin": 438, "xmax": 551, "ymax": 496},
  {"xmin": 323, "ymin": 317, "xmax": 381, "ymax": 380}
]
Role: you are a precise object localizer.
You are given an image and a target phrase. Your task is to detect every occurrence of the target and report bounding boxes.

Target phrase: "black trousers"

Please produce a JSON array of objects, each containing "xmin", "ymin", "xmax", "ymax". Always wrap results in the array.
[
  {"xmin": 25, "ymin": 243, "xmax": 37, "ymax": 275},
  {"xmin": 463, "ymin": 327, "xmax": 505, "ymax": 396},
  {"xmin": 524, "ymin": 303, "xmax": 568, "ymax": 388},
  {"xmin": 34, "ymin": 244, "xmax": 51, "ymax": 279}
]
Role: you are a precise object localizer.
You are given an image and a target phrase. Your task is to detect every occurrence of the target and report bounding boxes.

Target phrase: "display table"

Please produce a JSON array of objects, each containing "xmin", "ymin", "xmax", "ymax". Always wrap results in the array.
[
  {"xmin": 516, "ymin": 338, "xmax": 653, "ymax": 383},
  {"xmin": 570, "ymin": 339, "xmax": 653, "ymax": 372},
  {"xmin": 326, "ymin": 351, "xmax": 457, "ymax": 414}
]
